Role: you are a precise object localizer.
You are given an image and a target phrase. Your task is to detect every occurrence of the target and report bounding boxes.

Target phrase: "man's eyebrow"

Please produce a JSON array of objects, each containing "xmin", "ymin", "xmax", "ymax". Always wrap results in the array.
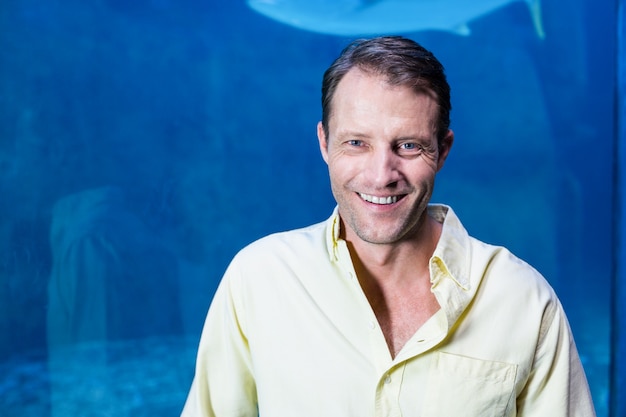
[
  {"xmin": 395, "ymin": 135, "xmax": 431, "ymax": 142},
  {"xmin": 335, "ymin": 130, "xmax": 371, "ymax": 139},
  {"xmin": 334, "ymin": 130, "xmax": 435, "ymax": 144}
]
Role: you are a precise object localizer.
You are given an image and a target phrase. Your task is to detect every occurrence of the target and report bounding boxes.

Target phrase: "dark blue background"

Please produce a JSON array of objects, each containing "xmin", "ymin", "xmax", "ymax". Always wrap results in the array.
[{"xmin": 0, "ymin": 0, "xmax": 617, "ymax": 415}]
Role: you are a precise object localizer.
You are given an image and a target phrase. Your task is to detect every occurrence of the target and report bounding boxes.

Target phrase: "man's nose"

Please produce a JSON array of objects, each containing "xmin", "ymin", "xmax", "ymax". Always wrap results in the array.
[{"xmin": 367, "ymin": 149, "xmax": 401, "ymax": 187}]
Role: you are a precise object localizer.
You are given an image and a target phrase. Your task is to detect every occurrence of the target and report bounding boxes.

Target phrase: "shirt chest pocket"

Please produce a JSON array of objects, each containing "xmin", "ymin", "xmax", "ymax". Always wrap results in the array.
[{"xmin": 421, "ymin": 351, "xmax": 517, "ymax": 417}]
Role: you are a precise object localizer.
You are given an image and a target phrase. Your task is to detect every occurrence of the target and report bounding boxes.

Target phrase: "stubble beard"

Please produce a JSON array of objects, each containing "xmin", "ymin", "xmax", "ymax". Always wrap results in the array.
[{"xmin": 335, "ymin": 188, "xmax": 431, "ymax": 246}]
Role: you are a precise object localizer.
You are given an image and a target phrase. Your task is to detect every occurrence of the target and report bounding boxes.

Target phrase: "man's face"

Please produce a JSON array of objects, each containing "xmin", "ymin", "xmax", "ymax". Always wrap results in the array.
[{"xmin": 317, "ymin": 68, "xmax": 453, "ymax": 245}]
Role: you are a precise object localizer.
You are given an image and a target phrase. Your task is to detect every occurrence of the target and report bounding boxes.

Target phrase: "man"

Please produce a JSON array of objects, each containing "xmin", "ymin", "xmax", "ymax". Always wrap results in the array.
[{"xmin": 182, "ymin": 36, "xmax": 595, "ymax": 416}]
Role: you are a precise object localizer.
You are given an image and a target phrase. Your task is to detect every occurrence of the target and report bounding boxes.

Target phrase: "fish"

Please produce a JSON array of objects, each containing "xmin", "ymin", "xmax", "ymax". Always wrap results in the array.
[{"xmin": 247, "ymin": 0, "xmax": 545, "ymax": 38}]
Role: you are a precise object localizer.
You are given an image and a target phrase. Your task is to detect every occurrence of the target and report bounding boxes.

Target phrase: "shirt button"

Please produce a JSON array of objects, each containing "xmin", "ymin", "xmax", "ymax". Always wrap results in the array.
[
  {"xmin": 369, "ymin": 320, "xmax": 376, "ymax": 330},
  {"xmin": 384, "ymin": 375, "xmax": 391, "ymax": 384}
]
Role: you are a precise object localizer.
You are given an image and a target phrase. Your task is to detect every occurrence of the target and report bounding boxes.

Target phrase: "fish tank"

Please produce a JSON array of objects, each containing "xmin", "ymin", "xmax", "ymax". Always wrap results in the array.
[{"xmin": 0, "ymin": 0, "xmax": 619, "ymax": 415}]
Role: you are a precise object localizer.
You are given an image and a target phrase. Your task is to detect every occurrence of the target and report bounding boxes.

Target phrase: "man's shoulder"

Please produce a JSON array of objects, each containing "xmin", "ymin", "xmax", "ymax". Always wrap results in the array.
[
  {"xmin": 236, "ymin": 218, "xmax": 330, "ymax": 262},
  {"xmin": 435, "ymin": 205, "xmax": 556, "ymax": 300},
  {"xmin": 222, "ymin": 218, "xmax": 336, "ymax": 291},
  {"xmin": 468, "ymin": 235, "xmax": 558, "ymax": 302}
]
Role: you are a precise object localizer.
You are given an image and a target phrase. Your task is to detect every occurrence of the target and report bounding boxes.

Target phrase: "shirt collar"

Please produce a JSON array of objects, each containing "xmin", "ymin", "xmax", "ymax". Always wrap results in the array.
[
  {"xmin": 325, "ymin": 205, "xmax": 471, "ymax": 290},
  {"xmin": 427, "ymin": 204, "xmax": 472, "ymax": 291},
  {"xmin": 324, "ymin": 204, "xmax": 475, "ymax": 337},
  {"xmin": 326, "ymin": 206, "xmax": 342, "ymax": 262}
]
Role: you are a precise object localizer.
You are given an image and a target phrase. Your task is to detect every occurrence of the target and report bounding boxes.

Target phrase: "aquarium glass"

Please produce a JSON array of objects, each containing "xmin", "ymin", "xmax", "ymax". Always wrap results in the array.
[{"xmin": 0, "ymin": 0, "xmax": 617, "ymax": 415}]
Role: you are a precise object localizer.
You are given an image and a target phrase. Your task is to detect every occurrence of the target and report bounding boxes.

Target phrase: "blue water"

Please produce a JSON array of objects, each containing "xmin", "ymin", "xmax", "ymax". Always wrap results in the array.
[{"xmin": 0, "ymin": 0, "xmax": 616, "ymax": 415}]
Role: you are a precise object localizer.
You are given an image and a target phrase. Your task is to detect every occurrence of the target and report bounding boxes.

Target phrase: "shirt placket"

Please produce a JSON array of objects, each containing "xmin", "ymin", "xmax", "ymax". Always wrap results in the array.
[
  {"xmin": 335, "ymin": 240, "xmax": 401, "ymax": 416},
  {"xmin": 374, "ymin": 362, "xmax": 406, "ymax": 417}
]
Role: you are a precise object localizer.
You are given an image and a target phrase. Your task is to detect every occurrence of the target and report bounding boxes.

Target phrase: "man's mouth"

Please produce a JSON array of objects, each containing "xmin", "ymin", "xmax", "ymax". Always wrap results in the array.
[{"xmin": 358, "ymin": 193, "xmax": 399, "ymax": 205}]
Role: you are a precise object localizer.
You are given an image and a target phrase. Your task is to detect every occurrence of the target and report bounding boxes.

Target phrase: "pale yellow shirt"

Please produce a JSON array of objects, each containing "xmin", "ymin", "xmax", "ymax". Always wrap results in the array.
[{"xmin": 182, "ymin": 205, "xmax": 595, "ymax": 417}]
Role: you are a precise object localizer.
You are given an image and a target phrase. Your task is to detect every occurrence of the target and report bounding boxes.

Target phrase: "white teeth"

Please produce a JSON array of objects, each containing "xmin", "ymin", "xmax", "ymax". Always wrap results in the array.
[{"xmin": 359, "ymin": 193, "xmax": 398, "ymax": 205}]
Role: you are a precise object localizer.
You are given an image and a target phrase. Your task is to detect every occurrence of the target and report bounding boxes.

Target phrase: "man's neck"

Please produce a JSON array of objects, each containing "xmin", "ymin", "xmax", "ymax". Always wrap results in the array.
[
  {"xmin": 344, "ymin": 214, "xmax": 443, "ymax": 285},
  {"xmin": 344, "ymin": 214, "xmax": 444, "ymax": 358}
]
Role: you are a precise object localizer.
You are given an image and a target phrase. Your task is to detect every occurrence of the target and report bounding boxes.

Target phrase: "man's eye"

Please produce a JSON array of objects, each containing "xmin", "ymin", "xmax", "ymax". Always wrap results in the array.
[
  {"xmin": 397, "ymin": 142, "xmax": 425, "ymax": 157},
  {"xmin": 348, "ymin": 139, "xmax": 363, "ymax": 147},
  {"xmin": 399, "ymin": 142, "xmax": 421, "ymax": 151}
]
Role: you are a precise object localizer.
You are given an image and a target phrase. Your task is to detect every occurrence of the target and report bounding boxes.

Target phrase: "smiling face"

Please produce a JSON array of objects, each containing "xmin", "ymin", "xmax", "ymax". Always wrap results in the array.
[{"xmin": 318, "ymin": 68, "xmax": 453, "ymax": 246}]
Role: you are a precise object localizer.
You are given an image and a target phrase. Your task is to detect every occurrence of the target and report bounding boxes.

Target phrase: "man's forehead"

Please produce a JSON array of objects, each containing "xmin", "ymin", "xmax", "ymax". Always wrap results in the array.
[{"xmin": 336, "ymin": 67, "xmax": 438, "ymax": 102}]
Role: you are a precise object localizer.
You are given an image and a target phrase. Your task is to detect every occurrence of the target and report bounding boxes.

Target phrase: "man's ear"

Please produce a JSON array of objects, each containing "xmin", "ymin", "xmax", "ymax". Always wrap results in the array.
[
  {"xmin": 437, "ymin": 129, "xmax": 454, "ymax": 172},
  {"xmin": 317, "ymin": 121, "xmax": 329, "ymax": 164}
]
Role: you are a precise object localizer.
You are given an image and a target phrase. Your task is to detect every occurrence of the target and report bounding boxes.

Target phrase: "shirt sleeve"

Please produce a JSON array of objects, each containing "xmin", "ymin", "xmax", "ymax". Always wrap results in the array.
[
  {"xmin": 516, "ymin": 298, "xmax": 596, "ymax": 416},
  {"xmin": 181, "ymin": 260, "xmax": 258, "ymax": 417}
]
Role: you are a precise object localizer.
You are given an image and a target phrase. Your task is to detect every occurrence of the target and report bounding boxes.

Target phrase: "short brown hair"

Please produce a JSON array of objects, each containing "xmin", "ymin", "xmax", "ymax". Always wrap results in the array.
[{"xmin": 321, "ymin": 36, "xmax": 451, "ymax": 147}]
